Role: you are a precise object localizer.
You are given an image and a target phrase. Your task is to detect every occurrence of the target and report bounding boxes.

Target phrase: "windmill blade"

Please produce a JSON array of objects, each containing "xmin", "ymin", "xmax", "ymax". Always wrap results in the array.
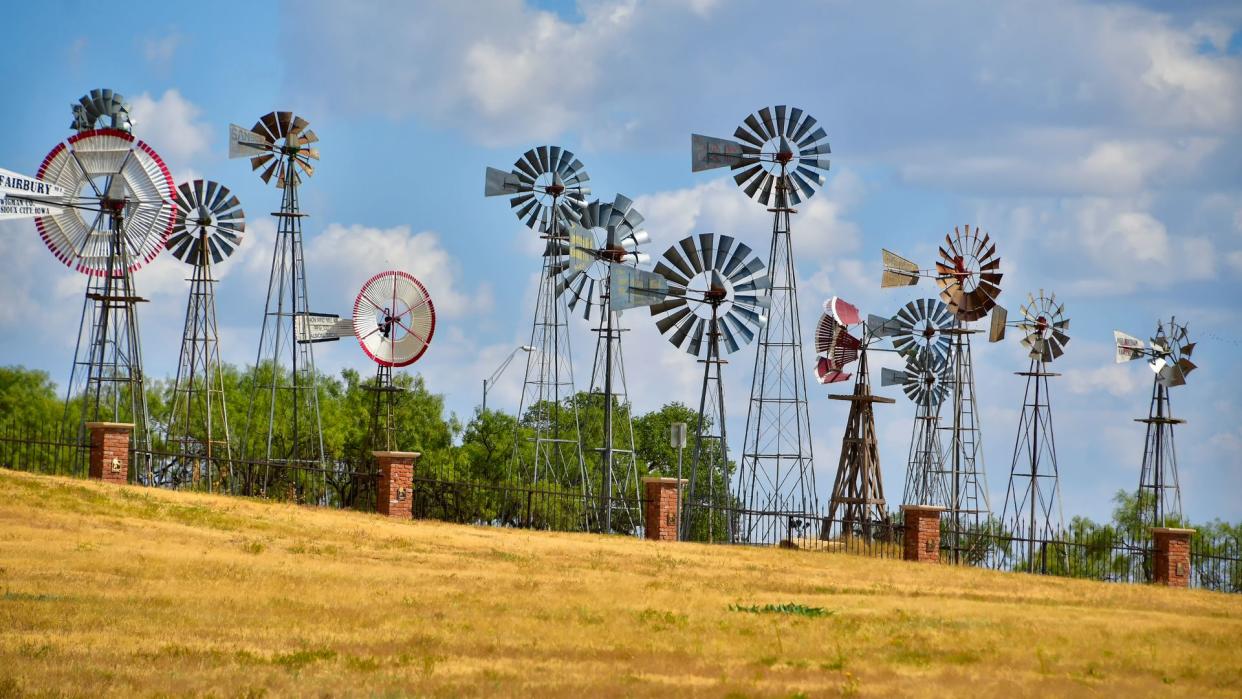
[
  {"xmin": 1113, "ymin": 330, "xmax": 1145, "ymax": 363},
  {"xmin": 989, "ymin": 305, "xmax": 1008, "ymax": 343},
  {"xmin": 691, "ymin": 134, "xmax": 745, "ymax": 172},
  {"xmin": 828, "ymin": 296, "xmax": 861, "ymax": 326}
]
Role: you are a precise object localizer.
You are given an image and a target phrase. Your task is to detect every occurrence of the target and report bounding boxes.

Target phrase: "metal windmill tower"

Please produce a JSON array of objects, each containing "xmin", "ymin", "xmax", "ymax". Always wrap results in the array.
[
  {"xmin": 484, "ymin": 147, "xmax": 591, "ymax": 495},
  {"xmin": 1114, "ymin": 318, "xmax": 1197, "ymax": 531},
  {"xmin": 351, "ymin": 271, "xmax": 436, "ymax": 452},
  {"xmin": 229, "ymin": 112, "xmax": 324, "ymax": 485},
  {"xmin": 559, "ymin": 194, "xmax": 651, "ymax": 532},
  {"xmin": 883, "ymin": 226, "xmax": 1003, "ymax": 547},
  {"xmin": 691, "ymin": 105, "xmax": 830, "ymax": 516},
  {"xmin": 635, "ymin": 234, "xmax": 769, "ymax": 541},
  {"xmin": 992, "ymin": 292, "xmax": 1072, "ymax": 570},
  {"xmin": 878, "ymin": 298, "xmax": 954, "ymax": 507},
  {"xmin": 815, "ymin": 297, "xmax": 894, "ymax": 531},
  {"xmin": 164, "ymin": 180, "xmax": 246, "ymax": 490},
  {"xmin": 2, "ymin": 89, "xmax": 175, "ymax": 479}
]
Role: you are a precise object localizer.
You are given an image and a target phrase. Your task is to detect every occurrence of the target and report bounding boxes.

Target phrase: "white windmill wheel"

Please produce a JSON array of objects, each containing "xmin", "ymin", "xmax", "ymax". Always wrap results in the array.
[{"xmin": 352, "ymin": 271, "xmax": 436, "ymax": 367}]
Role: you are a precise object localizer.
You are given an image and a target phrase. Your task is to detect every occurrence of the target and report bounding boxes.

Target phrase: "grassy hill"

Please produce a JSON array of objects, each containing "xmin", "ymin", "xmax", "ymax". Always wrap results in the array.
[{"xmin": 0, "ymin": 470, "xmax": 1239, "ymax": 697}]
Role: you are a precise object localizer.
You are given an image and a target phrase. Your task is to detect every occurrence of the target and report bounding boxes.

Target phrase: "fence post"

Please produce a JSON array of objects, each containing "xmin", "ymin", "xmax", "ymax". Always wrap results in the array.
[
  {"xmin": 86, "ymin": 422, "xmax": 133, "ymax": 485},
  {"xmin": 901, "ymin": 505, "xmax": 944, "ymax": 563},
  {"xmin": 373, "ymin": 451, "xmax": 420, "ymax": 519},
  {"xmin": 1151, "ymin": 527, "xmax": 1195, "ymax": 588},
  {"xmin": 641, "ymin": 477, "xmax": 686, "ymax": 541}
]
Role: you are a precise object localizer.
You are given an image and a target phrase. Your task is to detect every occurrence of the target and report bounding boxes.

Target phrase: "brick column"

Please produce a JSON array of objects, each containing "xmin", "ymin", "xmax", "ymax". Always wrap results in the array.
[
  {"xmin": 373, "ymin": 451, "xmax": 420, "ymax": 519},
  {"xmin": 642, "ymin": 477, "xmax": 686, "ymax": 541},
  {"xmin": 1151, "ymin": 527, "xmax": 1195, "ymax": 588},
  {"xmin": 86, "ymin": 422, "xmax": 133, "ymax": 485},
  {"xmin": 901, "ymin": 505, "xmax": 944, "ymax": 563}
]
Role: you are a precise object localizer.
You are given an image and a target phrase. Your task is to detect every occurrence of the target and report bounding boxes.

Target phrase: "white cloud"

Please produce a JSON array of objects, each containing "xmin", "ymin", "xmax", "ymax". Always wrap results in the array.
[
  {"xmin": 128, "ymin": 90, "xmax": 212, "ymax": 177},
  {"xmin": 301, "ymin": 223, "xmax": 492, "ymax": 317},
  {"xmin": 142, "ymin": 33, "xmax": 182, "ymax": 67}
]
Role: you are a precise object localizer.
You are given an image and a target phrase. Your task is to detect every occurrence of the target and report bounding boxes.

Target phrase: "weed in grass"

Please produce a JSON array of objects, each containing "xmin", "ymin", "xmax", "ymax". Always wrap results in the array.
[
  {"xmin": 729, "ymin": 603, "xmax": 831, "ymax": 618},
  {"xmin": 272, "ymin": 647, "xmax": 336, "ymax": 671},
  {"xmin": 240, "ymin": 539, "xmax": 266, "ymax": 555}
]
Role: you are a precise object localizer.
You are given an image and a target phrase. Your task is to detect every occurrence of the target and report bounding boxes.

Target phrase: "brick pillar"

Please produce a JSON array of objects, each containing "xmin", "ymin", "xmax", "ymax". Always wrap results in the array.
[
  {"xmin": 1151, "ymin": 527, "xmax": 1195, "ymax": 588},
  {"xmin": 901, "ymin": 505, "xmax": 944, "ymax": 563},
  {"xmin": 373, "ymin": 451, "xmax": 419, "ymax": 519},
  {"xmin": 642, "ymin": 477, "xmax": 686, "ymax": 541},
  {"xmin": 86, "ymin": 422, "xmax": 133, "ymax": 484}
]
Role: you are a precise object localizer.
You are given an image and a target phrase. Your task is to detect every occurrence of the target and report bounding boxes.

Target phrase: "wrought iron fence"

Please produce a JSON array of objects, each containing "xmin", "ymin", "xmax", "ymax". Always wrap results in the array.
[
  {"xmin": 0, "ymin": 423, "xmax": 87, "ymax": 477},
  {"xmin": 681, "ymin": 502, "xmax": 907, "ymax": 559}
]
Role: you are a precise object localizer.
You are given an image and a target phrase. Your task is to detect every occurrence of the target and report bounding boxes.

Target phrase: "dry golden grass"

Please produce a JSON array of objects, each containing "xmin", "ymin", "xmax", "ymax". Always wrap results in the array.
[{"xmin": 0, "ymin": 469, "xmax": 1240, "ymax": 698}]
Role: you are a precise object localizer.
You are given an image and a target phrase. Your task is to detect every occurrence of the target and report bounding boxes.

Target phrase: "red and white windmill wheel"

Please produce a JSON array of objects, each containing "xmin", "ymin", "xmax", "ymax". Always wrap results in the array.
[{"xmin": 352, "ymin": 271, "xmax": 436, "ymax": 367}]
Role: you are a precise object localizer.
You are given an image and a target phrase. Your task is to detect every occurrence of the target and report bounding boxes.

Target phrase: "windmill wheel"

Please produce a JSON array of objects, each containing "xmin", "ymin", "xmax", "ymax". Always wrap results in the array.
[
  {"xmin": 168, "ymin": 180, "xmax": 245, "ymax": 265},
  {"xmin": 70, "ymin": 88, "xmax": 132, "ymax": 133},
  {"xmin": 559, "ymin": 193, "xmax": 648, "ymax": 321},
  {"xmin": 814, "ymin": 301, "xmax": 861, "ymax": 384},
  {"xmin": 692, "ymin": 105, "xmax": 830, "ymax": 207},
  {"xmin": 1018, "ymin": 290, "xmax": 1070, "ymax": 363},
  {"xmin": 890, "ymin": 298, "xmax": 953, "ymax": 363},
  {"xmin": 485, "ymin": 146, "xmax": 590, "ymax": 233},
  {"xmin": 651, "ymin": 233, "xmax": 769, "ymax": 357},
  {"xmin": 935, "ymin": 225, "xmax": 1002, "ymax": 322},
  {"xmin": 903, "ymin": 354, "xmax": 951, "ymax": 408},
  {"xmin": 352, "ymin": 271, "xmax": 436, "ymax": 368},
  {"xmin": 239, "ymin": 111, "xmax": 320, "ymax": 189},
  {"xmin": 1149, "ymin": 317, "xmax": 1196, "ymax": 388},
  {"xmin": 35, "ymin": 129, "xmax": 175, "ymax": 275}
]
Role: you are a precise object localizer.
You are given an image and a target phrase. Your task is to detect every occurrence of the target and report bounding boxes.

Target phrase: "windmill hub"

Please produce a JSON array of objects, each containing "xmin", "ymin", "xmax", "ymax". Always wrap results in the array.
[{"xmin": 545, "ymin": 182, "xmax": 565, "ymax": 196}]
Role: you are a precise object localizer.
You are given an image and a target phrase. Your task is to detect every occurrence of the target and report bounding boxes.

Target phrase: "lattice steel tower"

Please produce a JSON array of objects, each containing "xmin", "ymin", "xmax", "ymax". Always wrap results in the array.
[
  {"xmin": 229, "ymin": 113, "xmax": 324, "ymax": 485},
  {"xmin": 643, "ymin": 234, "xmax": 769, "ymax": 541},
  {"xmin": 1114, "ymin": 319, "xmax": 1197, "ymax": 530},
  {"xmin": 485, "ymin": 148, "xmax": 591, "ymax": 495},
  {"xmin": 22, "ymin": 90, "xmax": 176, "ymax": 481},
  {"xmin": 560, "ymin": 194, "xmax": 650, "ymax": 532},
  {"xmin": 692, "ymin": 105, "xmax": 830, "ymax": 515},
  {"xmin": 994, "ymin": 292, "xmax": 1071, "ymax": 570},
  {"xmin": 882, "ymin": 227, "xmax": 1003, "ymax": 545},
  {"xmin": 877, "ymin": 298, "xmax": 954, "ymax": 507},
  {"xmin": 165, "ymin": 180, "xmax": 246, "ymax": 489}
]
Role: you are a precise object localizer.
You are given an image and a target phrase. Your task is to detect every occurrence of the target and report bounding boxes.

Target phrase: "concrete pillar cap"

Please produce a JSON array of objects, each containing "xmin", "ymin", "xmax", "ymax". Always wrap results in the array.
[
  {"xmin": 1150, "ymin": 527, "xmax": 1196, "ymax": 535},
  {"xmin": 900, "ymin": 504, "xmax": 945, "ymax": 513},
  {"xmin": 84, "ymin": 422, "xmax": 135, "ymax": 430},
  {"xmin": 371, "ymin": 451, "xmax": 422, "ymax": 459},
  {"xmin": 641, "ymin": 476, "xmax": 688, "ymax": 485}
]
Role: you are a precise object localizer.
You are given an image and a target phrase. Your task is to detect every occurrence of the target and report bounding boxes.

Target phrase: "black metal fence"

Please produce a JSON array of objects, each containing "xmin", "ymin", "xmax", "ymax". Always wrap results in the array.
[{"xmin": 1, "ymin": 424, "xmax": 1239, "ymax": 594}]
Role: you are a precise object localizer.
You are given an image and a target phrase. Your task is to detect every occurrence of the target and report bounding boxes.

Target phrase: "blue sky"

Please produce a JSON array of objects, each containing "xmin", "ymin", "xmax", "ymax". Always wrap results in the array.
[{"xmin": 1, "ymin": 0, "xmax": 1240, "ymax": 523}]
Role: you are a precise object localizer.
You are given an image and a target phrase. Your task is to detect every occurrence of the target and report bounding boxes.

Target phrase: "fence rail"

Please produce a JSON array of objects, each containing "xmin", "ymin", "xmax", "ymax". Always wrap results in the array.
[{"xmin": 0, "ymin": 424, "xmax": 1239, "ymax": 594}]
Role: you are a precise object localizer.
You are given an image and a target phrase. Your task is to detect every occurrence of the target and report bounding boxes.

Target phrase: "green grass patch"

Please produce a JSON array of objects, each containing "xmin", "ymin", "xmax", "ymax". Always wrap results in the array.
[{"xmin": 729, "ymin": 603, "xmax": 832, "ymax": 618}]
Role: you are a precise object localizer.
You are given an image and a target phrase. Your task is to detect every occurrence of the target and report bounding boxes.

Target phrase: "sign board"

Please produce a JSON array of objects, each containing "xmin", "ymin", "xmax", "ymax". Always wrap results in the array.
[
  {"xmin": 0, "ymin": 167, "xmax": 67, "ymax": 200},
  {"xmin": 670, "ymin": 422, "xmax": 687, "ymax": 449},
  {"xmin": 0, "ymin": 196, "xmax": 61, "ymax": 221},
  {"xmin": 228, "ymin": 124, "xmax": 270, "ymax": 159},
  {"xmin": 294, "ymin": 313, "xmax": 353, "ymax": 344}
]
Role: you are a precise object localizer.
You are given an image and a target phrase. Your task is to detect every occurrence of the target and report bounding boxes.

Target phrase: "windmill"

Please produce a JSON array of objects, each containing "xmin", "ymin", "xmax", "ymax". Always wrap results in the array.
[
  {"xmin": 229, "ymin": 112, "xmax": 324, "ymax": 496},
  {"xmin": 164, "ymin": 180, "xmax": 246, "ymax": 490},
  {"xmin": 484, "ymin": 147, "xmax": 591, "ymax": 497},
  {"xmin": 626, "ymin": 233, "xmax": 769, "ymax": 541},
  {"xmin": 351, "ymin": 271, "xmax": 436, "ymax": 452},
  {"xmin": 816, "ymin": 297, "xmax": 895, "ymax": 533},
  {"xmin": 991, "ymin": 291, "xmax": 1071, "ymax": 572},
  {"xmin": 1, "ymin": 91, "xmax": 175, "ymax": 480},
  {"xmin": 559, "ymin": 194, "xmax": 650, "ymax": 532},
  {"xmin": 877, "ymin": 299, "xmax": 954, "ymax": 507},
  {"xmin": 692, "ymin": 105, "xmax": 831, "ymax": 517},
  {"xmin": 1114, "ymin": 318, "xmax": 1197, "ymax": 533},
  {"xmin": 882, "ymin": 225, "xmax": 1003, "ymax": 555}
]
